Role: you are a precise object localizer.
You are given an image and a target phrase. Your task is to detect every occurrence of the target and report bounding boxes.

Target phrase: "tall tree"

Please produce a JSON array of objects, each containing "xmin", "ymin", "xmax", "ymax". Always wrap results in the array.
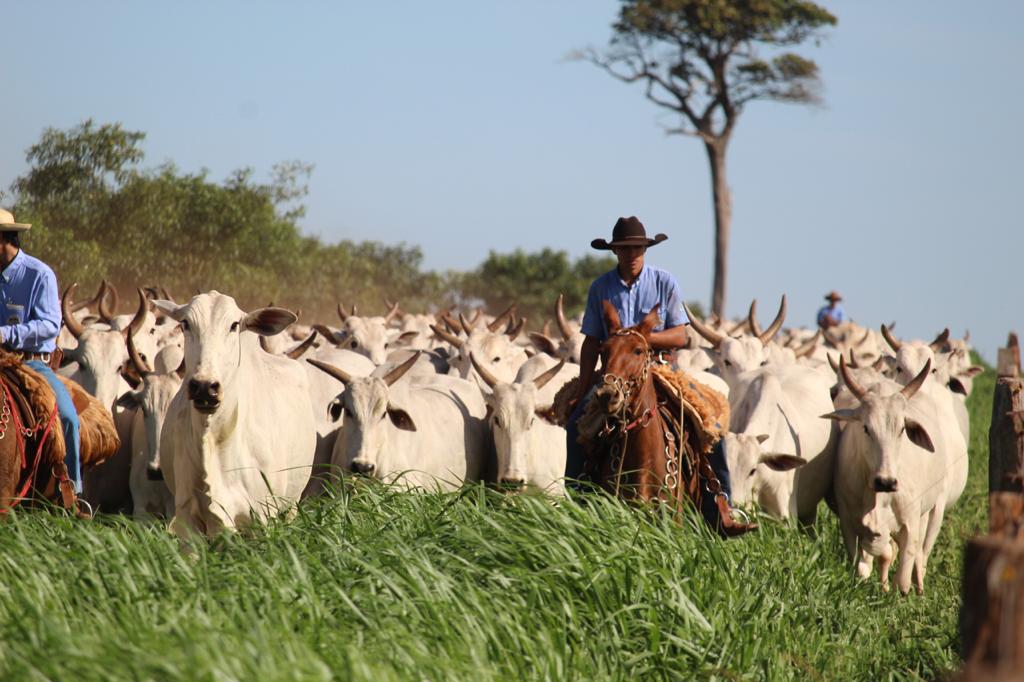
[{"xmin": 580, "ymin": 0, "xmax": 836, "ymax": 316}]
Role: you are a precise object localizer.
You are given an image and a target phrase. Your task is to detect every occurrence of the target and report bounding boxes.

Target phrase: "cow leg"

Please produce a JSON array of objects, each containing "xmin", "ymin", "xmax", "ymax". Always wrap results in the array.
[
  {"xmin": 894, "ymin": 518, "xmax": 919, "ymax": 596},
  {"xmin": 916, "ymin": 502, "xmax": 947, "ymax": 593},
  {"xmin": 840, "ymin": 514, "xmax": 858, "ymax": 563},
  {"xmin": 876, "ymin": 545, "xmax": 891, "ymax": 592}
]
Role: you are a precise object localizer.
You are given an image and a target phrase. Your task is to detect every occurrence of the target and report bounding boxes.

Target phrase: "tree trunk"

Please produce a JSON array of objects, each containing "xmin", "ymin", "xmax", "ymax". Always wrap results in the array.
[{"xmin": 705, "ymin": 139, "xmax": 732, "ymax": 318}]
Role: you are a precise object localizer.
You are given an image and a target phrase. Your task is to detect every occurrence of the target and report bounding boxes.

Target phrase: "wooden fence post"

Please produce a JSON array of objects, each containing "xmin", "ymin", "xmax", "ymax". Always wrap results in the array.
[{"xmin": 960, "ymin": 333, "xmax": 1024, "ymax": 679}]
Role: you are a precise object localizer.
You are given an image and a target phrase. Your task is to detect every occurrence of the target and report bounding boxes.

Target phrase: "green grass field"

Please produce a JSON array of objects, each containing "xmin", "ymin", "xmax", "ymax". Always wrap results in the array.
[{"xmin": 0, "ymin": 364, "xmax": 995, "ymax": 681}]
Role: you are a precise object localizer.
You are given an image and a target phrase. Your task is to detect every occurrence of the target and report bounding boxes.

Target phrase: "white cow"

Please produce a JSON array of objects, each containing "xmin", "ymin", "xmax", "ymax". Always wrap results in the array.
[
  {"xmin": 313, "ymin": 302, "xmax": 402, "ymax": 365},
  {"xmin": 528, "ymin": 294, "xmax": 585, "ymax": 363},
  {"xmin": 825, "ymin": 358, "xmax": 951, "ymax": 595},
  {"xmin": 115, "ymin": 329, "xmax": 182, "ymax": 519},
  {"xmin": 155, "ymin": 292, "xmax": 316, "ymax": 537},
  {"xmin": 309, "ymin": 352, "xmax": 490, "ymax": 491},
  {"xmin": 471, "ymin": 353, "xmax": 571, "ymax": 495}
]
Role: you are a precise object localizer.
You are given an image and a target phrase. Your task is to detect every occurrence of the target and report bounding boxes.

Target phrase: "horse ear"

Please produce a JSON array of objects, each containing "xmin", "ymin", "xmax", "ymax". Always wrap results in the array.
[
  {"xmin": 639, "ymin": 304, "xmax": 662, "ymax": 336},
  {"xmin": 602, "ymin": 300, "xmax": 622, "ymax": 334}
]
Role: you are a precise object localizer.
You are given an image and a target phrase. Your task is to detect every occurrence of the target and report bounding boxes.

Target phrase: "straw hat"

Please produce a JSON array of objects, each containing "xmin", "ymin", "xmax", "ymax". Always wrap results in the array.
[{"xmin": 0, "ymin": 209, "xmax": 31, "ymax": 232}]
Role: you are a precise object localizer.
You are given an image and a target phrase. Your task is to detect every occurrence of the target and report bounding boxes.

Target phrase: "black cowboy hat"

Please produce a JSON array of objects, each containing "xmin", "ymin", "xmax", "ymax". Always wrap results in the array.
[
  {"xmin": 824, "ymin": 291, "xmax": 843, "ymax": 302},
  {"xmin": 591, "ymin": 216, "xmax": 668, "ymax": 251}
]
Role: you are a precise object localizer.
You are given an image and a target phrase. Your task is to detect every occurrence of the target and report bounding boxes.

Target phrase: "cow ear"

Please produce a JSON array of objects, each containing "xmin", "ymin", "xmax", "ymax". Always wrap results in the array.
[
  {"xmin": 387, "ymin": 406, "xmax": 417, "ymax": 432},
  {"xmin": 964, "ymin": 366, "xmax": 985, "ymax": 378},
  {"xmin": 116, "ymin": 391, "xmax": 142, "ymax": 409},
  {"xmin": 821, "ymin": 409, "xmax": 858, "ymax": 422},
  {"xmin": 151, "ymin": 299, "xmax": 186, "ymax": 321},
  {"xmin": 529, "ymin": 332, "xmax": 559, "ymax": 357},
  {"xmin": 904, "ymin": 419, "xmax": 935, "ymax": 453},
  {"xmin": 395, "ymin": 331, "xmax": 418, "ymax": 345},
  {"xmin": 947, "ymin": 378, "xmax": 967, "ymax": 395},
  {"xmin": 242, "ymin": 307, "xmax": 297, "ymax": 336},
  {"xmin": 759, "ymin": 454, "xmax": 807, "ymax": 471},
  {"xmin": 602, "ymin": 300, "xmax": 622, "ymax": 334}
]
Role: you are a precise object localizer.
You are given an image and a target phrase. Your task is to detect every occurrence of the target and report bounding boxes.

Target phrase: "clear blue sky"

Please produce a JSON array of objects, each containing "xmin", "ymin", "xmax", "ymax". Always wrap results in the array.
[{"xmin": 2, "ymin": 1, "xmax": 1021, "ymax": 361}]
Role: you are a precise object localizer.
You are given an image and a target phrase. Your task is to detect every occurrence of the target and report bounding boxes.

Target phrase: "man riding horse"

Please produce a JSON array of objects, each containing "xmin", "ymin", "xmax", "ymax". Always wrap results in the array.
[
  {"xmin": 0, "ymin": 209, "xmax": 83, "ymax": 508},
  {"xmin": 565, "ymin": 216, "xmax": 754, "ymax": 536}
]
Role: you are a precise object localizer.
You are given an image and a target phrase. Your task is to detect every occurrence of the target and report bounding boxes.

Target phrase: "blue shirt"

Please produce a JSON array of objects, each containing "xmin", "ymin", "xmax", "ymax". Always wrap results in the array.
[
  {"xmin": 817, "ymin": 303, "xmax": 846, "ymax": 326},
  {"xmin": 581, "ymin": 265, "xmax": 688, "ymax": 342},
  {"xmin": 0, "ymin": 250, "xmax": 62, "ymax": 353}
]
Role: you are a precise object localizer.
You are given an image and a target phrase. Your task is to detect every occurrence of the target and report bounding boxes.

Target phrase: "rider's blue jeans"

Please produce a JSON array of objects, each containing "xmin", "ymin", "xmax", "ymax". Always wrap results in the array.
[{"xmin": 26, "ymin": 360, "xmax": 82, "ymax": 494}]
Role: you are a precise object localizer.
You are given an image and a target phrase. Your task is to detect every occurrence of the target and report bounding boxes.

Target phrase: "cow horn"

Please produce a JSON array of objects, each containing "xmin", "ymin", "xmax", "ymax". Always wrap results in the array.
[
  {"xmin": 533, "ymin": 359, "xmax": 566, "ymax": 390},
  {"xmin": 827, "ymin": 352, "xmax": 839, "ymax": 373},
  {"xmin": 384, "ymin": 301, "xmax": 401, "ymax": 324},
  {"xmin": 260, "ymin": 336, "xmax": 272, "ymax": 353},
  {"xmin": 795, "ymin": 329, "xmax": 821, "ymax": 358},
  {"xmin": 160, "ymin": 286, "xmax": 175, "ymax": 303},
  {"xmin": 746, "ymin": 299, "xmax": 761, "ymax": 337},
  {"xmin": 430, "ymin": 324, "xmax": 464, "ymax": 348},
  {"xmin": 507, "ymin": 316, "xmax": 527, "ymax": 341},
  {"xmin": 929, "ymin": 328, "xmax": 950, "ymax": 351},
  {"xmin": 900, "ymin": 359, "xmax": 931, "ymax": 401},
  {"xmin": 471, "ymin": 307, "xmax": 484, "ymax": 326},
  {"xmin": 459, "ymin": 312, "xmax": 476, "ymax": 335},
  {"xmin": 683, "ymin": 302, "xmax": 723, "ymax": 347},
  {"xmin": 487, "ymin": 304, "xmax": 517, "ymax": 333},
  {"xmin": 308, "ymin": 358, "xmax": 355, "ymax": 386},
  {"xmin": 71, "ymin": 281, "xmax": 104, "ymax": 313},
  {"xmin": 97, "ymin": 282, "xmax": 116, "ymax": 323},
  {"xmin": 758, "ymin": 295, "xmax": 787, "ymax": 346},
  {"xmin": 469, "ymin": 352, "xmax": 499, "ymax": 389},
  {"xmin": 881, "ymin": 324, "xmax": 902, "ymax": 352},
  {"xmin": 337, "ymin": 303, "xmax": 350, "ymax": 322},
  {"xmin": 542, "ymin": 320, "xmax": 552, "ymax": 338},
  {"xmin": 62, "ymin": 283, "xmax": 86, "ymax": 339},
  {"xmin": 126, "ymin": 328, "xmax": 153, "ymax": 376},
  {"xmin": 555, "ymin": 294, "xmax": 573, "ymax": 341},
  {"xmin": 104, "ymin": 280, "xmax": 121, "ymax": 316},
  {"xmin": 125, "ymin": 288, "xmax": 149, "ymax": 336},
  {"xmin": 312, "ymin": 324, "xmax": 340, "ymax": 346},
  {"xmin": 286, "ymin": 331, "xmax": 318, "ymax": 360},
  {"xmin": 382, "ymin": 351, "xmax": 420, "ymax": 387},
  {"xmin": 856, "ymin": 329, "xmax": 872, "ymax": 347},
  {"xmin": 839, "ymin": 355, "xmax": 868, "ymax": 402},
  {"xmin": 847, "ymin": 350, "xmax": 860, "ymax": 369}
]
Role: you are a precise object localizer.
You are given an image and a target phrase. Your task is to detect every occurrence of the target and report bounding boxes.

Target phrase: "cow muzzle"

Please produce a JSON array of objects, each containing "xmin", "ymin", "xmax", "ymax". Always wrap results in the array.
[
  {"xmin": 872, "ymin": 476, "xmax": 898, "ymax": 493},
  {"xmin": 498, "ymin": 477, "xmax": 526, "ymax": 492},
  {"xmin": 187, "ymin": 378, "xmax": 222, "ymax": 414},
  {"xmin": 350, "ymin": 460, "xmax": 376, "ymax": 476}
]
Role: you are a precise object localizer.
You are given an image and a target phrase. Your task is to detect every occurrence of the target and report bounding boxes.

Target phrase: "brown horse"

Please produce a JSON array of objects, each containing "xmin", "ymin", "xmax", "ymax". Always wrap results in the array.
[
  {"xmin": 580, "ymin": 302, "xmax": 700, "ymax": 508},
  {"xmin": 0, "ymin": 362, "xmax": 71, "ymax": 514}
]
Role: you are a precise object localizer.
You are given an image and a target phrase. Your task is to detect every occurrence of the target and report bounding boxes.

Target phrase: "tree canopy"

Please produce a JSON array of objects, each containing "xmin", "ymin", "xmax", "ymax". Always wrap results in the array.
[{"xmin": 581, "ymin": 0, "xmax": 836, "ymax": 316}]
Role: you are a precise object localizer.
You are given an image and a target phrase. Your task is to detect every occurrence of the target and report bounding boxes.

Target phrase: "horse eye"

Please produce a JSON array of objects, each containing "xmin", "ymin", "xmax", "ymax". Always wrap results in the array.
[{"xmin": 634, "ymin": 348, "xmax": 642, "ymax": 355}]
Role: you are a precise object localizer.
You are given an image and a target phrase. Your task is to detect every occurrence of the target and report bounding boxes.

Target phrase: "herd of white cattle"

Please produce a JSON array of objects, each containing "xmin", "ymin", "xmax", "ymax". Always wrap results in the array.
[{"xmin": 58, "ymin": 285, "xmax": 982, "ymax": 595}]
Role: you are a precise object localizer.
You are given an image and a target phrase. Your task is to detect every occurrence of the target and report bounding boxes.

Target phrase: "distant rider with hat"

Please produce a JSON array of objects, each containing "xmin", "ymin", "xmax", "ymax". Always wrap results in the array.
[
  {"xmin": 565, "ymin": 216, "xmax": 754, "ymax": 536},
  {"xmin": 817, "ymin": 291, "xmax": 846, "ymax": 329},
  {"xmin": 0, "ymin": 209, "xmax": 83, "ymax": 503}
]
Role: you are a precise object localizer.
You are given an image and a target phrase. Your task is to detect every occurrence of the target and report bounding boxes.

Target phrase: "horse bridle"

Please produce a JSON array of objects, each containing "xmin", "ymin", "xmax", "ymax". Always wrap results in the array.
[{"xmin": 601, "ymin": 328, "xmax": 653, "ymax": 415}]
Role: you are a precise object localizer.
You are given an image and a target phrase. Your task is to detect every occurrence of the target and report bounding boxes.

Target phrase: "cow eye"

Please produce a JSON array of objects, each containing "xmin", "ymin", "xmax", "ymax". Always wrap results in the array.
[
  {"xmin": 749, "ymin": 469, "xmax": 756, "ymax": 476},
  {"xmin": 724, "ymin": 359, "xmax": 733, "ymax": 367},
  {"xmin": 492, "ymin": 356, "xmax": 500, "ymax": 363},
  {"xmin": 230, "ymin": 321, "xmax": 239, "ymax": 332},
  {"xmin": 862, "ymin": 424, "xmax": 869, "ymax": 434},
  {"xmin": 350, "ymin": 340, "xmax": 359, "ymax": 349},
  {"xmin": 760, "ymin": 360, "xmax": 768, "ymax": 366},
  {"xmin": 180, "ymin": 320, "xmax": 190, "ymax": 331}
]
